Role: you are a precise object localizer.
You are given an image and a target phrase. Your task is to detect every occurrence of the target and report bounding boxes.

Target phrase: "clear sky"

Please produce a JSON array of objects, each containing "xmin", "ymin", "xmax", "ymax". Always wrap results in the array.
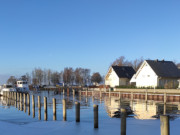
[{"xmin": 0, "ymin": 0, "xmax": 180, "ymax": 84}]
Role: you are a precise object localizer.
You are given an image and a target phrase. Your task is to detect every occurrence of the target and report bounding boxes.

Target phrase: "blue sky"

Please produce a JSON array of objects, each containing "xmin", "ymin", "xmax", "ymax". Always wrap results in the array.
[{"xmin": 0, "ymin": 0, "xmax": 180, "ymax": 84}]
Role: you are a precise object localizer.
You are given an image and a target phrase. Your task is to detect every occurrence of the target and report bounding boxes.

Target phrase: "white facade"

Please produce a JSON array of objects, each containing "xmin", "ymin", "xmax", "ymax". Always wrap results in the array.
[
  {"xmin": 105, "ymin": 67, "xmax": 129, "ymax": 87},
  {"xmin": 134, "ymin": 61, "xmax": 158, "ymax": 87},
  {"xmin": 131, "ymin": 61, "xmax": 179, "ymax": 88}
]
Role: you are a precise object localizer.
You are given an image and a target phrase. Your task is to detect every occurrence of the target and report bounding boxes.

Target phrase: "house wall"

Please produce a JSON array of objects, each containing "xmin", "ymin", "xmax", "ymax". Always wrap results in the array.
[
  {"xmin": 136, "ymin": 62, "xmax": 158, "ymax": 87},
  {"xmin": 119, "ymin": 78, "xmax": 129, "ymax": 86},
  {"xmin": 158, "ymin": 78, "xmax": 179, "ymax": 88},
  {"xmin": 105, "ymin": 69, "xmax": 119, "ymax": 87}
]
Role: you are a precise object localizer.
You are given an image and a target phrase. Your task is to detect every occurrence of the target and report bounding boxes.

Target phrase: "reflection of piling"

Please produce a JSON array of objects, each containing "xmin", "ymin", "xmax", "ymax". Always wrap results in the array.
[
  {"xmin": 75, "ymin": 102, "xmax": 80, "ymax": 122},
  {"xmin": 24, "ymin": 94, "xmax": 26, "ymax": 112},
  {"xmin": 38, "ymin": 96, "xmax": 41, "ymax": 120},
  {"xmin": 63, "ymin": 99, "xmax": 66, "ymax": 121},
  {"xmin": 44, "ymin": 97, "xmax": 47, "ymax": 121},
  {"xmin": 32, "ymin": 95, "xmax": 35, "ymax": 118},
  {"xmin": 67, "ymin": 88, "xmax": 69, "ymax": 96},
  {"xmin": 53, "ymin": 98, "xmax": 56, "ymax": 121},
  {"xmin": 73, "ymin": 89, "xmax": 75, "ymax": 97},
  {"xmin": 63, "ymin": 89, "xmax": 65, "ymax": 95},
  {"xmin": 121, "ymin": 108, "xmax": 126, "ymax": 135},
  {"xmin": 20, "ymin": 93, "xmax": 23, "ymax": 111},
  {"xmin": 94, "ymin": 105, "xmax": 98, "ymax": 128},
  {"xmin": 164, "ymin": 103, "xmax": 166, "ymax": 115},
  {"xmin": 160, "ymin": 115, "xmax": 169, "ymax": 135}
]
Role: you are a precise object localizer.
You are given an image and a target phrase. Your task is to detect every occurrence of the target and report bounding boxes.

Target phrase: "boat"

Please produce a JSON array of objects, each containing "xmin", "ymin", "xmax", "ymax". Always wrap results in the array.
[
  {"xmin": 0, "ymin": 84, "xmax": 17, "ymax": 95},
  {"xmin": 16, "ymin": 80, "xmax": 29, "ymax": 93}
]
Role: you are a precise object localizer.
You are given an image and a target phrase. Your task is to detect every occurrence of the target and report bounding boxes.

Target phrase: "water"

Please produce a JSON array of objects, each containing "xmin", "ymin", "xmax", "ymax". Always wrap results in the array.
[{"xmin": 0, "ymin": 91, "xmax": 180, "ymax": 135}]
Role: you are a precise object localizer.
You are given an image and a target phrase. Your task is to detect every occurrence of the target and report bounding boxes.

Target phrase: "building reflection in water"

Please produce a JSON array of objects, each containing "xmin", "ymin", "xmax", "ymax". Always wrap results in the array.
[{"xmin": 104, "ymin": 96, "xmax": 180, "ymax": 120}]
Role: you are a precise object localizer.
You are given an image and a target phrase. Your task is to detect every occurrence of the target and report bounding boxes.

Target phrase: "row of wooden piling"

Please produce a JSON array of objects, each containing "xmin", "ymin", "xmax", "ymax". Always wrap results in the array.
[
  {"xmin": 2, "ymin": 91, "xmax": 99, "ymax": 128},
  {"xmin": 2, "ymin": 91, "xmax": 170, "ymax": 134}
]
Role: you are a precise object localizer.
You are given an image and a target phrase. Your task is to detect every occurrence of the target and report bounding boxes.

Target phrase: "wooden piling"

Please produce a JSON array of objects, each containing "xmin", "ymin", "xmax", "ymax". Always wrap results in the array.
[
  {"xmin": 75, "ymin": 102, "xmax": 80, "ymax": 122},
  {"xmin": 121, "ymin": 108, "xmax": 126, "ymax": 135},
  {"xmin": 164, "ymin": 93, "xmax": 167, "ymax": 103},
  {"xmin": 44, "ymin": 97, "xmax": 47, "ymax": 121},
  {"xmin": 32, "ymin": 95, "xmax": 35, "ymax": 118},
  {"xmin": 94, "ymin": 104, "xmax": 98, "ymax": 128},
  {"xmin": 17, "ymin": 92, "xmax": 19, "ymax": 102},
  {"xmin": 24, "ymin": 94, "xmax": 26, "ymax": 112},
  {"xmin": 38, "ymin": 96, "xmax": 41, "ymax": 120},
  {"xmin": 20, "ymin": 93, "xmax": 23, "ymax": 111},
  {"xmin": 160, "ymin": 115, "xmax": 170, "ymax": 135},
  {"xmin": 53, "ymin": 98, "xmax": 56, "ymax": 121},
  {"xmin": 63, "ymin": 99, "xmax": 66, "ymax": 121}
]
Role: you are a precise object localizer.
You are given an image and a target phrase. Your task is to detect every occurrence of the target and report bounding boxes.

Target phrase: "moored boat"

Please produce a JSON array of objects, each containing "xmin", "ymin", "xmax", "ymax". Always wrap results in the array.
[
  {"xmin": 0, "ymin": 84, "xmax": 16, "ymax": 95},
  {"xmin": 16, "ymin": 80, "xmax": 29, "ymax": 93}
]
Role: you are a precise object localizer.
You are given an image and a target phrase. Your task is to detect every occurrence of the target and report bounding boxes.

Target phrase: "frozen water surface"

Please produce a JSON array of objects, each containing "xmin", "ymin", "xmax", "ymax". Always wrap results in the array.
[{"xmin": 0, "ymin": 91, "xmax": 180, "ymax": 135}]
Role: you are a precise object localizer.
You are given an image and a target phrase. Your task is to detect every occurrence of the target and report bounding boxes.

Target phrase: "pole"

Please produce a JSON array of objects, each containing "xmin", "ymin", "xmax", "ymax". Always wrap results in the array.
[
  {"xmin": 121, "ymin": 108, "xmax": 126, "ymax": 135},
  {"xmin": 75, "ymin": 102, "xmax": 80, "ymax": 122},
  {"xmin": 160, "ymin": 115, "xmax": 170, "ymax": 135},
  {"xmin": 94, "ymin": 104, "xmax": 98, "ymax": 128}
]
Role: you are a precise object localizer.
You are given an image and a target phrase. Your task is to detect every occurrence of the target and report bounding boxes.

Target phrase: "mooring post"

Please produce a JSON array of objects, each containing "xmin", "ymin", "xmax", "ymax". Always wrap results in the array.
[
  {"xmin": 164, "ymin": 93, "xmax": 167, "ymax": 103},
  {"xmin": 32, "ymin": 95, "xmax": 35, "ymax": 118},
  {"xmin": 44, "ymin": 97, "xmax": 47, "ymax": 121},
  {"xmin": 24, "ymin": 93, "xmax": 26, "ymax": 113},
  {"xmin": 160, "ymin": 115, "xmax": 170, "ymax": 135},
  {"xmin": 109, "ymin": 88, "xmax": 111, "ymax": 98},
  {"xmin": 17, "ymin": 92, "xmax": 19, "ymax": 102},
  {"xmin": 119, "ymin": 92, "xmax": 121, "ymax": 100},
  {"xmin": 131, "ymin": 92, "xmax": 133, "ymax": 100},
  {"xmin": 94, "ymin": 104, "xmax": 98, "ymax": 128},
  {"xmin": 20, "ymin": 93, "xmax": 23, "ymax": 111},
  {"xmin": 63, "ymin": 99, "xmax": 66, "ymax": 121},
  {"xmin": 38, "ymin": 96, "xmax": 41, "ymax": 120},
  {"xmin": 145, "ymin": 92, "xmax": 148, "ymax": 101},
  {"xmin": 53, "ymin": 98, "xmax": 56, "ymax": 121},
  {"xmin": 75, "ymin": 102, "xmax": 80, "ymax": 122},
  {"xmin": 121, "ymin": 108, "xmax": 127, "ymax": 135},
  {"xmin": 86, "ymin": 89, "xmax": 88, "ymax": 97}
]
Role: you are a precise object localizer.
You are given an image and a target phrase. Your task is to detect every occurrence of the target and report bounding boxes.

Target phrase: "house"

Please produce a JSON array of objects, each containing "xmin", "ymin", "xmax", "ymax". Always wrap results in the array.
[
  {"xmin": 105, "ymin": 66, "xmax": 136, "ymax": 87},
  {"xmin": 130, "ymin": 60, "xmax": 180, "ymax": 88}
]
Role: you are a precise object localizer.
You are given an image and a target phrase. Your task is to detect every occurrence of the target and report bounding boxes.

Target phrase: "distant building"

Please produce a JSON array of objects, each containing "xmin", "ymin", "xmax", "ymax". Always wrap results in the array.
[
  {"xmin": 105, "ymin": 66, "xmax": 136, "ymax": 87},
  {"xmin": 130, "ymin": 60, "xmax": 180, "ymax": 88}
]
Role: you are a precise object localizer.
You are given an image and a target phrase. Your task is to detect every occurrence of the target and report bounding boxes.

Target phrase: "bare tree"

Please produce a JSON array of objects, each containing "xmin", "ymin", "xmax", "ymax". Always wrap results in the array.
[
  {"xmin": 7, "ymin": 76, "xmax": 17, "ymax": 86},
  {"xmin": 131, "ymin": 57, "xmax": 144, "ymax": 71},
  {"xmin": 91, "ymin": 72, "xmax": 102, "ymax": 85},
  {"xmin": 32, "ymin": 68, "xmax": 44, "ymax": 85},
  {"xmin": 47, "ymin": 69, "xmax": 52, "ymax": 85},
  {"xmin": 51, "ymin": 71, "xmax": 60, "ymax": 85},
  {"xmin": 111, "ymin": 56, "xmax": 131, "ymax": 66},
  {"xmin": 63, "ymin": 67, "xmax": 74, "ymax": 85}
]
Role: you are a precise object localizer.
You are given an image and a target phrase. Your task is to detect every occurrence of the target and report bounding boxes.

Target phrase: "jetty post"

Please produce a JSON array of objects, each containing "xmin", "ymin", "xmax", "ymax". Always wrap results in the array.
[
  {"xmin": 160, "ymin": 115, "xmax": 170, "ymax": 135},
  {"xmin": 63, "ymin": 99, "xmax": 66, "ymax": 121},
  {"xmin": 38, "ymin": 96, "xmax": 41, "ymax": 120},
  {"xmin": 53, "ymin": 98, "xmax": 56, "ymax": 121},
  {"xmin": 121, "ymin": 108, "xmax": 127, "ymax": 135},
  {"xmin": 24, "ymin": 93, "xmax": 26, "ymax": 112},
  {"xmin": 75, "ymin": 102, "xmax": 80, "ymax": 122},
  {"xmin": 20, "ymin": 93, "xmax": 23, "ymax": 111},
  {"xmin": 94, "ymin": 104, "xmax": 98, "ymax": 128},
  {"xmin": 44, "ymin": 97, "xmax": 47, "ymax": 121},
  {"xmin": 32, "ymin": 95, "xmax": 35, "ymax": 118}
]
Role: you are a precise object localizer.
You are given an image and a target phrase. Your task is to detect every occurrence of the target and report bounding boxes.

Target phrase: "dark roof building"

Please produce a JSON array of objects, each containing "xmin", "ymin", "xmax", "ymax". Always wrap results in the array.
[
  {"xmin": 146, "ymin": 60, "xmax": 180, "ymax": 78},
  {"xmin": 112, "ymin": 66, "xmax": 136, "ymax": 79}
]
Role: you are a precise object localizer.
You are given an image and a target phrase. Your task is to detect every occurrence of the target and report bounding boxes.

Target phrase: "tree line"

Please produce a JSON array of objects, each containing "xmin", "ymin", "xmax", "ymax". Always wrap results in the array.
[{"xmin": 7, "ymin": 67, "xmax": 103, "ymax": 86}]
